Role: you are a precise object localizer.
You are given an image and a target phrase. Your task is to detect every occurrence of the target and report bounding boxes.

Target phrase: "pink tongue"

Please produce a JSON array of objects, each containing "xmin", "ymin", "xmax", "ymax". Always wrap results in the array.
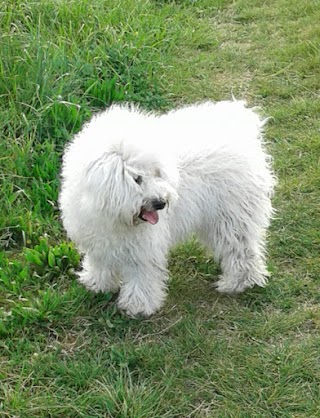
[{"xmin": 141, "ymin": 209, "xmax": 159, "ymax": 225}]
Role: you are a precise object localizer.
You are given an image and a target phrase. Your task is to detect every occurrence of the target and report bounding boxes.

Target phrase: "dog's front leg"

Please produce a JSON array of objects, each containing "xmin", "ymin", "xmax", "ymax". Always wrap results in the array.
[{"xmin": 117, "ymin": 264, "xmax": 168, "ymax": 317}]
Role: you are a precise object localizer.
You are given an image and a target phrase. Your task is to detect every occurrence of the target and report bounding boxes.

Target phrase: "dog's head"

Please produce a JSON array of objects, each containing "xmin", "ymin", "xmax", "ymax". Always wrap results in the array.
[{"xmin": 83, "ymin": 143, "xmax": 179, "ymax": 227}]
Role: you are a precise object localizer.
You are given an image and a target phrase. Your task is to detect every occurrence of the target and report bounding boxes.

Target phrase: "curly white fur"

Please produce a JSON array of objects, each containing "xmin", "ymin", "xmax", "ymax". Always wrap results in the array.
[{"xmin": 59, "ymin": 100, "xmax": 276, "ymax": 316}]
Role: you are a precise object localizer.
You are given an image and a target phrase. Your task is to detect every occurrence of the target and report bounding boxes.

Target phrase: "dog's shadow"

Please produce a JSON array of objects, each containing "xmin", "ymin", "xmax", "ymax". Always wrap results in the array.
[
  {"xmin": 71, "ymin": 239, "xmax": 278, "ymax": 322},
  {"xmin": 167, "ymin": 239, "xmax": 278, "ymax": 315}
]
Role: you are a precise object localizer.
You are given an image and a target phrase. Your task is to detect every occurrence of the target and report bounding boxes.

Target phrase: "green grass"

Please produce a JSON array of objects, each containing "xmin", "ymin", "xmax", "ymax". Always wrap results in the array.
[{"xmin": 1, "ymin": 0, "xmax": 320, "ymax": 416}]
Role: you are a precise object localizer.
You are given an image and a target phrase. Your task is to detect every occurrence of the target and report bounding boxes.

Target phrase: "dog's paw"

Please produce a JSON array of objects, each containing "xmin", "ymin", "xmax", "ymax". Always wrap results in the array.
[
  {"xmin": 213, "ymin": 276, "xmax": 251, "ymax": 295},
  {"xmin": 117, "ymin": 294, "xmax": 159, "ymax": 318},
  {"xmin": 117, "ymin": 282, "xmax": 165, "ymax": 317}
]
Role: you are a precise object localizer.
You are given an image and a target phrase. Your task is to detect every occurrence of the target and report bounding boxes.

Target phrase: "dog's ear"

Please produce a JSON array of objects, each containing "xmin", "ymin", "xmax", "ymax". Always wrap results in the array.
[{"xmin": 84, "ymin": 152, "xmax": 125, "ymax": 209}]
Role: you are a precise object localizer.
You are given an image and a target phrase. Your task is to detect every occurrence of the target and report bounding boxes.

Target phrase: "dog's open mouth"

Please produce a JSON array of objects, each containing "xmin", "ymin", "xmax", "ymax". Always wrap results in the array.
[{"xmin": 138, "ymin": 209, "xmax": 159, "ymax": 225}]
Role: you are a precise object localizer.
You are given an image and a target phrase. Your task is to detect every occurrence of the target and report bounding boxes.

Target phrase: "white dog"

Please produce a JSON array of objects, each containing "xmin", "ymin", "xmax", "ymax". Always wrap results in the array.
[{"xmin": 59, "ymin": 100, "xmax": 275, "ymax": 316}]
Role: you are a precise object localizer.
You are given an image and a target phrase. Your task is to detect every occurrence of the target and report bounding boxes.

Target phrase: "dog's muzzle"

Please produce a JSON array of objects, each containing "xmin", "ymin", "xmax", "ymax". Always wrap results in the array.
[{"xmin": 138, "ymin": 199, "xmax": 167, "ymax": 225}]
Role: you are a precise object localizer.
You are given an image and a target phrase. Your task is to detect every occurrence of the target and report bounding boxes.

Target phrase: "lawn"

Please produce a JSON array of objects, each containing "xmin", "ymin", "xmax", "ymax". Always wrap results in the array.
[{"xmin": 1, "ymin": 0, "xmax": 320, "ymax": 416}]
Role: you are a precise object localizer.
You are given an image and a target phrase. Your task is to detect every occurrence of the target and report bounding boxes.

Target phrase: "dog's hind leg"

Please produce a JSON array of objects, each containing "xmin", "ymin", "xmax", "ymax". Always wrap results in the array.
[
  {"xmin": 78, "ymin": 254, "xmax": 120, "ymax": 293},
  {"xmin": 200, "ymin": 174, "xmax": 274, "ymax": 294},
  {"xmin": 214, "ymin": 237, "xmax": 269, "ymax": 294},
  {"xmin": 201, "ymin": 225, "xmax": 269, "ymax": 294}
]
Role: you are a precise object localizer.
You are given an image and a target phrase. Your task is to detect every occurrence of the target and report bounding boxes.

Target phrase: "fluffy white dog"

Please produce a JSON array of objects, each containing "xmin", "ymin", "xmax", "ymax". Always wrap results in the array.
[{"xmin": 59, "ymin": 100, "xmax": 275, "ymax": 316}]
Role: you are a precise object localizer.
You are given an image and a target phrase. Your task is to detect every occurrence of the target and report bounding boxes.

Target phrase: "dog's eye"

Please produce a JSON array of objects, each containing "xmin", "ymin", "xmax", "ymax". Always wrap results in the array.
[{"xmin": 134, "ymin": 175, "xmax": 143, "ymax": 185}]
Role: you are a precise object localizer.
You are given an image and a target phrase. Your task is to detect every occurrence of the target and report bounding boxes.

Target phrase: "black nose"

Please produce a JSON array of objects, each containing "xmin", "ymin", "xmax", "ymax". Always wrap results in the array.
[{"xmin": 152, "ymin": 199, "xmax": 166, "ymax": 211}]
